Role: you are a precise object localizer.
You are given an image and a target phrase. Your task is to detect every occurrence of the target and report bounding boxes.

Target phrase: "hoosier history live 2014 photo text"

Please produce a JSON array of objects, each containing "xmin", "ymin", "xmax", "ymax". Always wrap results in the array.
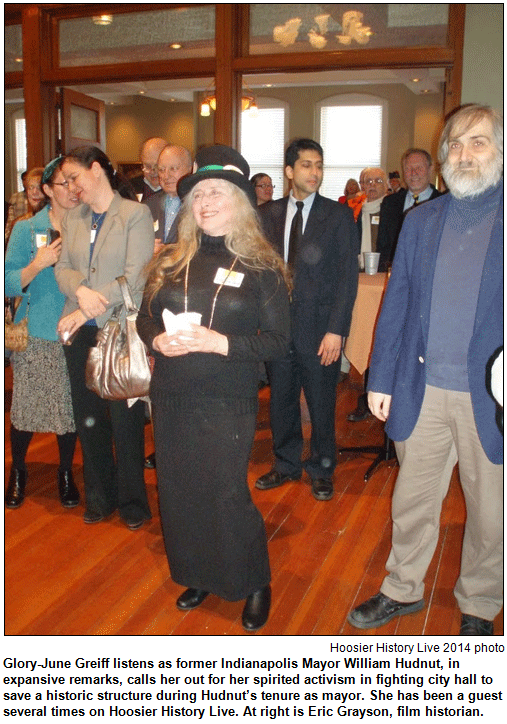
[{"xmin": 2, "ymin": 637, "xmax": 505, "ymax": 721}]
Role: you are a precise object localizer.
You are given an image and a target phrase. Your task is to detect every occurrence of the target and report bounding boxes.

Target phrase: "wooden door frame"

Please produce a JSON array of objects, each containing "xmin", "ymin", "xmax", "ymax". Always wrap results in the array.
[
  {"xmin": 7, "ymin": 3, "xmax": 466, "ymax": 165},
  {"xmin": 60, "ymin": 88, "xmax": 106, "ymax": 153}
]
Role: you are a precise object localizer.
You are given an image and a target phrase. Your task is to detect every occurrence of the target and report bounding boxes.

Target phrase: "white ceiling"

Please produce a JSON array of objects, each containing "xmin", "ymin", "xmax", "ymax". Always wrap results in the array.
[{"xmin": 5, "ymin": 68, "xmax": 445, "ymax": 106}]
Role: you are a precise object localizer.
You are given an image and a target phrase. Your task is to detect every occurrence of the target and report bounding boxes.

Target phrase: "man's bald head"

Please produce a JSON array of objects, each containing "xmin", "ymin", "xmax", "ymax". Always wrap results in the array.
[
  {"xmin": 157, "ymin": 145, "xmax": 193, "ymax": 197},
  {"xmin": 140, "ymin": 137, "xmax": 167, "ymax": 187}
]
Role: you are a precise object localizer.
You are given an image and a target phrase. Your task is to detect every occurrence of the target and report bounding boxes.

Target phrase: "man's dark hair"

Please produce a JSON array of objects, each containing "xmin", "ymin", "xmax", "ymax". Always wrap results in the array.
[{"xmin": 285, "ymin": 138, "xmax": 323, "ymax": 168}]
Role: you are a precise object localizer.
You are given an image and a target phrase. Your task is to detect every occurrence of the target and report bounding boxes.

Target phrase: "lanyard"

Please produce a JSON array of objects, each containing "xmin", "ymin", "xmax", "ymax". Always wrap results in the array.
[{"xmin": 183, "ymin": 256, "xmax": 239, "ymax": 330}]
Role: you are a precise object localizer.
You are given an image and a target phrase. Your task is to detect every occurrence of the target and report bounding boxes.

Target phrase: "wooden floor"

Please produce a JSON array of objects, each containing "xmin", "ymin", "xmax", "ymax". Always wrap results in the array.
[{"xmin": 4, "ymin": 364, "xmax": 503, "ymax": 636}]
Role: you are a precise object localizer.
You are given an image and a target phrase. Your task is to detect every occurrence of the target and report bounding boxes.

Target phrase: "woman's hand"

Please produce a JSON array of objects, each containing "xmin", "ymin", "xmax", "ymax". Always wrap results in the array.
[
  {"xmin": 152, "ymin": 325, "xmax": 229, "ymax": 357},
  {"xmin": 33, "ymin": 238, "xmax": 62, "ymax": 270},
  {"xmin": 152, "ymin": 332, "xmax": 191, "ymax": 357},
  {"xmin": 176, "ymin": 324, "xmax": 229, "ymax": 356},
  {"xmin": 57, "ymin": 309, "xmax": 87, "ymax": 341},
  {"xmin": 75, "ymin": 285, "xmax": 108, "ymax": 319},
  {"xmin": 21, "ymin": 239, "xmax": 63, "ymax": 288}
]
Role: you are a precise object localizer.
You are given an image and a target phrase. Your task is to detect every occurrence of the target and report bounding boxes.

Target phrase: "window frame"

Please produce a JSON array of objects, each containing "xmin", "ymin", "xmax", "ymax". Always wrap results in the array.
[
  {"xmin": 316, "ymin": 93, "xmax": 388, "ymax": 200},
  {"xmin": 240, "ymin": 96, "xmax": 289, "ymax": 200}
]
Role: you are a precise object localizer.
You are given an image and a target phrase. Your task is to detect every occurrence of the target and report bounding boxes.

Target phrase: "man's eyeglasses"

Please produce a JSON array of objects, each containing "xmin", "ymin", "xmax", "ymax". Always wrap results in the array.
[
  {"xmin": 256, "ymin": 183, "xmax": 275, "ymax": 189},
  {"xmin": 142, "ymin": 165, "xmax": 158, "ymax": 173},
  {"xmin": 364, "ymin": 178, "xmax": 385, "ymax": 186}
]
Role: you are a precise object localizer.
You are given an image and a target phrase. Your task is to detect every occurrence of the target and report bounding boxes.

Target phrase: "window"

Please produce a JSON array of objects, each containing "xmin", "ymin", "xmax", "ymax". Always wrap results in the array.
[
  {"xmin": 318, "ymin": 94, "xmax": 386, "ymax": 200},
  {"xmin": 14, "ymin": 113, "xmax": 27, "ymax": 191},
  {"xmin": 240, "ymin": 100, "xmax": 287, "ymax": 200}
]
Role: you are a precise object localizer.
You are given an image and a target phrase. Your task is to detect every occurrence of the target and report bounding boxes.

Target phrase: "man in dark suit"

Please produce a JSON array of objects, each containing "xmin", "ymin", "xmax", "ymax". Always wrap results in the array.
[
  {"xmin": 256, "ymin": 138, "xmax": 358, "ymax": 501},
  {"xmin": 130, "ymin": 137, "xmax": 167, "ymax": 202},
  {"xmin": 376, "ymin": 148, "xmax": 442, "ymax": 271},
  {"xmin": 348, "ymin": 105, "xmax": 503, "ymax": 636}
]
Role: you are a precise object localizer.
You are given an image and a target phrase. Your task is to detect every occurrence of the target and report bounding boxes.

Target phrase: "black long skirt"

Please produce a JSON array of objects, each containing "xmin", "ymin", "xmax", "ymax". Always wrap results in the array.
[{"xmin": 153, "ymin": 400, "xmax": 271, "ymax": 601}]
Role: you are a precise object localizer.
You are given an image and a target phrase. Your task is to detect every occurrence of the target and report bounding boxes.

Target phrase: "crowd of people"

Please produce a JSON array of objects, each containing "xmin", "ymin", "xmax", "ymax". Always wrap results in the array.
[{"xmin": 4, "ymin": 103, "xmax": 503, "ymax": 635}]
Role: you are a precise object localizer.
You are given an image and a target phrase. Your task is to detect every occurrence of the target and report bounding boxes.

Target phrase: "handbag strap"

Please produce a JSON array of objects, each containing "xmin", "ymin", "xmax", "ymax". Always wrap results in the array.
[{"xmin": 116, "ymin": 275, "xmax": 137, "ymax": 314}]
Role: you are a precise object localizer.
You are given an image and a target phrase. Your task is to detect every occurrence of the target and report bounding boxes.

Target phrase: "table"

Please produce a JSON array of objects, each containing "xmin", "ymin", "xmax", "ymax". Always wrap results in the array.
[
  {"xmin": 345, "ymin": 272, "xmax": 389, "ymax": 375},
  {"xmin": 341, "ymin": 271, "xmax": 396, "ymax": 481}
]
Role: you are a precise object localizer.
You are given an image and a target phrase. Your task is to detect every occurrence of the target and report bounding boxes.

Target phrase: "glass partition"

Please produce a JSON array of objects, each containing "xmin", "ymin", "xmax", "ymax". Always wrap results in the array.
[
  {"xmin": 5, "ymin": 24, "xmax": 23, "ymax": 72},
  {"xmin": 58, "ymin": 6, "xmax": 216, "ymax": 67},
  {"xmin": 250, "ymin": 4, "xmax": 449, "ymax": 55}
]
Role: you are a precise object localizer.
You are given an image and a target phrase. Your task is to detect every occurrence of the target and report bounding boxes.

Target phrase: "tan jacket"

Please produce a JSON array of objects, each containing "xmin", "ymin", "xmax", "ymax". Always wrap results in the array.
[{"xmin": 55, "ymin": 191, "xmax": 154, "ymax": 327}]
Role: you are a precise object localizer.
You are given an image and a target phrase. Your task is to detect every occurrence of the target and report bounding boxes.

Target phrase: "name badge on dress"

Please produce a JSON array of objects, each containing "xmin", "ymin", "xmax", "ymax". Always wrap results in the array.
[
  {"xmin": 35, "ymin": 233, "xmax": 48, "ymax": 248},
  {"xmin": 214, "ymin": 268, "xmax": 244, "ymax": 287}
]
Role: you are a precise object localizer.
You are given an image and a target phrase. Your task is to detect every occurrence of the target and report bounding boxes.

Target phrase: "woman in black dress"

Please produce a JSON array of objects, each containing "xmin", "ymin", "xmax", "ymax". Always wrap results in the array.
[{"xmin": 137, "ymin": 146, "xmax": 290, "ymax": 631}]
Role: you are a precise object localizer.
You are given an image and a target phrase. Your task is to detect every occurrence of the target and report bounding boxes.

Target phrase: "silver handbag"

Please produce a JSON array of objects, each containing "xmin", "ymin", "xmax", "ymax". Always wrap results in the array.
[{"xmin": 85, "ymin": 276, "xmax": 151, "ymax": 400}]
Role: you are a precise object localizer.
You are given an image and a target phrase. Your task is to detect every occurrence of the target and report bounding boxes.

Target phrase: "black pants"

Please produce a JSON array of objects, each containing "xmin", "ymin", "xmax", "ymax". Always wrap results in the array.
[
  {"xmin": 266, "ymin": 345, "xmax": 340, "ymax": 481},
  {"xmin": 63, "ymin": 325, "xmax": 150, "ymax": 521}
]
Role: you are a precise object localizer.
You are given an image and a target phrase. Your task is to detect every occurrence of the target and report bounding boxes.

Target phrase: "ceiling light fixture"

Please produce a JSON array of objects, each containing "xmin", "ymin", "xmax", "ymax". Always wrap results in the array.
[
  {"xmin": 199, "ymin": 84, "xmax": 258, "ymax": 117},
  {"xmin": 170, "ymin": 43, "xmax": 182, "ymax": 50},
  {"xmin": 412, "ymin": 78, "xmax": 421, "ymax": 83},
  {"xmin": 14, "ymin": 57, "xmax": 22, "ymax": 63},
  {"xmin": 92, "ymin": 15, "xmax": 113, "ymax": 26}
]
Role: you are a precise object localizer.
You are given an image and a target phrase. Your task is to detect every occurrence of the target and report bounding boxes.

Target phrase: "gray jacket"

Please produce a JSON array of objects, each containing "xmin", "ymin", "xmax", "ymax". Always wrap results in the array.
[{"xmin": 55, "ymin": 191, "xmax": 154, "ymax": 327}]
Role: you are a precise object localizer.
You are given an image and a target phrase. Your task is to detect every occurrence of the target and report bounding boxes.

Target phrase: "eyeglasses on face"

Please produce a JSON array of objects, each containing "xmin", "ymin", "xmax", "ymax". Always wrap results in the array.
[
  {"xmin": 256, "ymin": 183, "xmax": 275, "ymax": 189},
  {"xmin": 142, "ymin": 165, "xmax": 158, "ymax": 173},
  {"xmin": 364, "ymin": 178, "xmax": 385, "ymax": 186}
]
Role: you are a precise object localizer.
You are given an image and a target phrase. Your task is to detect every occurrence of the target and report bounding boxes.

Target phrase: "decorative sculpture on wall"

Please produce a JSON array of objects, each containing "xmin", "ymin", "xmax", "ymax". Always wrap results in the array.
[{"xmin": 273, "ymin": 10, "xmax": 372, "ymax": 49}]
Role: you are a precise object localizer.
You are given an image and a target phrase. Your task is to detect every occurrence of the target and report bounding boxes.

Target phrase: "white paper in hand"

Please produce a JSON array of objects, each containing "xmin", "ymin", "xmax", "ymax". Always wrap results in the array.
[{"xmin": 162, "ymin": 310, "xmax": 202, "ymax": 344}]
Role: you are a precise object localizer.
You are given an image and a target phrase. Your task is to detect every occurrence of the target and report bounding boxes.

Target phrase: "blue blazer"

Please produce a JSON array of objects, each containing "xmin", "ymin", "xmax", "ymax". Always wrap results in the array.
[{"xmin": 367, "ymin": 190, "xmax": 503, "ymax": 464}]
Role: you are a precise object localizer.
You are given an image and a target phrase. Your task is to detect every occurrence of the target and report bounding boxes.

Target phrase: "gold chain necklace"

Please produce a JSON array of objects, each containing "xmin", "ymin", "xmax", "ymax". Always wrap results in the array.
[{"xmin": 184, "ymin": 256, "xmax": 239, "ymax": 330}]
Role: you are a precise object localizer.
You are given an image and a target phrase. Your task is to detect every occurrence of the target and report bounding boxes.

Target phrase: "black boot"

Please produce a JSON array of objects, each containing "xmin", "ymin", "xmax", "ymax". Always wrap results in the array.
[
  {"xmin": 242, "ymin": 585, "xmax": 271, "ymax": 631},
  {"xmin": 5, "ymin": 468, "xmax": 27, "ymax": 509},
  {"xmin": 58, "ymin": 470, "xmax": 80, "ymax": 508}
]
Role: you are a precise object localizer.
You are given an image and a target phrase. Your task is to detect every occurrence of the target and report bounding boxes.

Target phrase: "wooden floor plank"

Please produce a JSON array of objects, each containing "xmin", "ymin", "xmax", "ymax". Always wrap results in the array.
[{"xmin": 4, "ymin": 366, "xmax": 503, "ymax": 636}]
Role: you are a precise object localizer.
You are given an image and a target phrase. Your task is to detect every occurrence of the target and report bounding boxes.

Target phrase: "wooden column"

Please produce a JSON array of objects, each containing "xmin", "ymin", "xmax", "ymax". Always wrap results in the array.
[
  {"xmin": 214, "ymin": 4, "xmax": 241, "ymax": 147},
  {"xmin": 444, "ymin": 4, "xmax": 466, "ymax": 117},
  {"xmin": 22, "ymin": 5, "xmax": 45, "ymax": 168}
]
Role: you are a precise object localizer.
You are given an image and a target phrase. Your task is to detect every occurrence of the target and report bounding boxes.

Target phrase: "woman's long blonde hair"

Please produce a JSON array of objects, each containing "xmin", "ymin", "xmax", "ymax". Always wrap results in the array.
[{"xmin": 144, "ymin": 180, "xmax": 290, "ymax": 309}]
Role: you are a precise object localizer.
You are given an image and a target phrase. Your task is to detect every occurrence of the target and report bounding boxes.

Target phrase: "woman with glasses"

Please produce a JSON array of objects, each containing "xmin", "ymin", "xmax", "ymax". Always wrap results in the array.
[
  {"xmin": 5, "ymin": 157, "xmax": 80, "ymax": 509},
  {"xmin": 251, "ymin": 173, "xmax": 274, "ymax": 206},
  {"xmin": 55, "ymin": 146, "xmax": 154, "ymax": 530}
]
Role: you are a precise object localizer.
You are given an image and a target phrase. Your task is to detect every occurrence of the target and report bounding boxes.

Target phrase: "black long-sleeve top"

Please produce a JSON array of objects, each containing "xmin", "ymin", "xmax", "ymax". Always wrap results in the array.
[{"xmin": 137, "ymin": 234, "xmax": 290, "ymax": 412}]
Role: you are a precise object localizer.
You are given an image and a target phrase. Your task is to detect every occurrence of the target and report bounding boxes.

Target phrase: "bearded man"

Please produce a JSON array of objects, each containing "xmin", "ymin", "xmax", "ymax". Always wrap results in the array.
[{"xmin": 347, "ymin": 104, "xmax": 503, "ymax": 636}]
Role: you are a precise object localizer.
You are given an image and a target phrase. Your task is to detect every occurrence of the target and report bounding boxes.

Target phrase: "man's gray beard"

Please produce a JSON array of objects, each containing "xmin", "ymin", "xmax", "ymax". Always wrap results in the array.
[{"xmin": 442, "ymin": 155, "xmax": 503, "ymax": 199}]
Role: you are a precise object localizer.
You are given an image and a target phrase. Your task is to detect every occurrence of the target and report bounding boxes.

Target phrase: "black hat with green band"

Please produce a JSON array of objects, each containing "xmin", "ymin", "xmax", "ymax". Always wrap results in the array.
[{"xmin": 177, "ymin": 144, "xmax": 257, "ymax": 206}]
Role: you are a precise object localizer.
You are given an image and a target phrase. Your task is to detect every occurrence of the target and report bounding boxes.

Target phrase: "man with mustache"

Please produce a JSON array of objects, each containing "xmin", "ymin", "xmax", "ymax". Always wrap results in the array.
[{"xmin": 347, "ymin": 105, "xmax": 503, "ymax": 636}]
